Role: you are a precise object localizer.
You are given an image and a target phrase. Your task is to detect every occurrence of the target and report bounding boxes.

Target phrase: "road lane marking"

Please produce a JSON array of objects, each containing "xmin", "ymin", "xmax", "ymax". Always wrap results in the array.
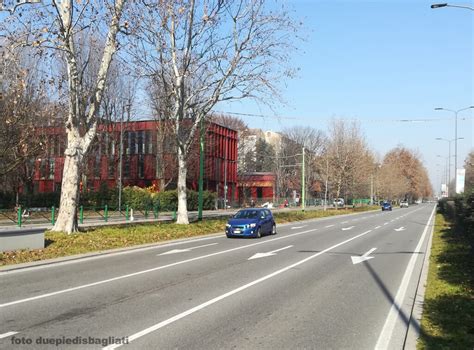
[
  {"xmin": 248, "ymin": 245, "xmax": 293, "ymax": 260},
  {"xmin": 375, "ymin": 205, "xmax": 436, "ymax": 349},
  {"xmin": 374, "ymin": 226, "xmax": 381, "ymax": 229},
  {"xmin": 0, "ymin": 228, "xmax": 320, "ymax": 308},
  {"xmin": 342, "ymin": 226, "xmax": 355, "ymax": 231},
  {"xmin": 291, "ymin": 225, "xmax": 307, "ymax": 229},
  {"xmin": 341, "ymin": 221, "xmax": 349, "ymax": 224},
  {"xmin": 158, "ymin": 243, "xmax": 218, "ymax": 255},
  {"xmin": 103, "ymin": 229, "xmax": 375, "ymax": 350},
  {"xmin": 394, "ymin": 227, "xmax": 406, "ymax": 232},
  {"xmin": 351, "ymin": 247, "xmax": 377, "ymax": 265},
  {"xmin": 383, "ymin": 222, "xmax": 389, "ymax": 225},
  {"xmin": 0, "ymin": 332, "xmax": 18, "ymax": 339},
  {"xmin": 325, "ymin": 224, "xmax": 335, "ymax": 228}
]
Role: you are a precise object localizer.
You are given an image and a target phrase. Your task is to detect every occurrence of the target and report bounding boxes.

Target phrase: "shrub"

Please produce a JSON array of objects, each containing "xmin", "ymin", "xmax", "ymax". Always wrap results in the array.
[
  {"xmin": 153, "ymin": 190, "xmax": 217, "ymax": 211},
  {"xmin": 122, "ymin": 186, "xmax": 153, "ymax": 210}
]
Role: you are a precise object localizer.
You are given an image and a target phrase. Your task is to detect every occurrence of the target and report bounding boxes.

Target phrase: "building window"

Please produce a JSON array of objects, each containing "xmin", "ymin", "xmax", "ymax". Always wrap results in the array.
[
  {"xmin": 108, "ymin": 156, "xmax": 115, "ymax": 179},
  {"xmin": 125, "ymin": 131, "xmax": 130, "ymax": 155},
  {"xmin": 138, "ymin": 154, "xmax": 145, "ymax": 179},
  {"xmin": 48, "ymin": 159, "xmax": 55, "ymax": 180},
  {"xmin": 40, "ymin": 159, "xmax": 47, "ymax": 179},
  {"xmin": 137, "ymin": 130, "xmax": 144, "ymax": 154},
  {"xmin": 123, "ymin": 156, "xmax": 130, "ymax": 179},
  {"xmin": 146, "ymin": 131, "xmax": 153, "ymax": 154},
  {"xmin": 94, "ymin": 155, "xmax": 101, "ymax": 179}
]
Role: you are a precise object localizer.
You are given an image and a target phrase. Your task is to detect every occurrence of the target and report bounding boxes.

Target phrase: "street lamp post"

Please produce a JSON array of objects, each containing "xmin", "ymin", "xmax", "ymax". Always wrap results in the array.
[
  {"xmin": 431, "ymin": 3, "xmax": 474, "ymax": 10},
  {"xmin": 301, "ymin": 147, "xmax": 305, "ymax": 211},
  {"xmin": 435, "ymin": 106, "xmax": 474, "ymax": 182},
  {"xmin": 198, "ymin": 118, "xmax": 205, "ymax": 221}
]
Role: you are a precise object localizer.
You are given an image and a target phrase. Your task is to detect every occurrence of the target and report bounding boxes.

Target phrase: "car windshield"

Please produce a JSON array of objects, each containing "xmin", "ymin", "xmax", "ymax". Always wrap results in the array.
[{"xmin": 234, "ymin": 210, "xmax": 260, "ymax": 219}]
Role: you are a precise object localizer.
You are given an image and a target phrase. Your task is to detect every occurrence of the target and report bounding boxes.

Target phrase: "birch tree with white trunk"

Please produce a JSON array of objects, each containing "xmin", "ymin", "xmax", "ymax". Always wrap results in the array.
[
  {"xmin": 1, "ymin": 0, "xmax": 128, "ymax": 233},
  {"xmin": 130, "ymin": 0, "xmax": 300, "ymax": 224}
]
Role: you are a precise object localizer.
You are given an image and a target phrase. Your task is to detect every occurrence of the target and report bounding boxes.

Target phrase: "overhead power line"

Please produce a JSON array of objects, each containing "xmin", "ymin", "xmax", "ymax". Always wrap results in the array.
[{"xmin": 214, "ymin": 111, "xmax": 473, "ymax": 124}]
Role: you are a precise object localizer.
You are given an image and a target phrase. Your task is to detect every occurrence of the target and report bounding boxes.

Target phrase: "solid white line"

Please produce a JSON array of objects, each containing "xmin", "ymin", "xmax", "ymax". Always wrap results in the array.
[
  {"xmin": 325, "ymin": 224, "xmax": 335, "ymax": 228},
  {"xmin": 103, "ymin": 229, "xmax": 375, "ymax": 350},
  {"xmin": 375, "ymin": 205, "xmax": 436, "ymax": 349},
  {"xmin": 0, "ymin": 331, "xmax": 18, "ymax": 339},
  {"xmin": 0, "ymin": 228, "xmax": 320, "ymax": 308}
]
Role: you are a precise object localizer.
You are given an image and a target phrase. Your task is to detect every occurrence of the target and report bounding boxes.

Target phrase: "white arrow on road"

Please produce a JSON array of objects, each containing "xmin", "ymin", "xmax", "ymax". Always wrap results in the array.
[
  {"xmin": 351, "ymin": 248, "xmax": 377, "ymax": 265},
  {"xmin": 342, "ymin": 226, "xmax": 355, "ymax": 231},
  {"xmin": 394, "ymin": 227, "xmax": 406, "ymax": 232},
  {"xmin": 158, "ymin": 243, "xmax": 218, "ymax": 256},
  {"xmin": 248, "ymin": 245, "xmax": 293, "ymax": 260}
]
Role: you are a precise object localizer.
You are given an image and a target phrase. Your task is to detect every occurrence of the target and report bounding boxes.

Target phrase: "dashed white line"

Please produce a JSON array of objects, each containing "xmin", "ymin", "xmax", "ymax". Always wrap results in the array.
[
  {"xmin": 325, "ymin": 224, "xmax": 335, "ymax": 228},
  {"xmin": 374, "ymin": 226, "xmax": 381, "ymax": 229},
  {"xmin": 383, "ymin": 222, "xmax": 389, "ymax": 225},
  {"xmin": 0, "ymin": 332, "xmax": 18, "ymax": 339}
]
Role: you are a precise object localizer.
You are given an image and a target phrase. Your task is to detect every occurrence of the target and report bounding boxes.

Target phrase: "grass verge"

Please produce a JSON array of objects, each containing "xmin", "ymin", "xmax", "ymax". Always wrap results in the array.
[
  {"xmin": 0, "ymin": 206, "xmax": 378, "ymax": 267},
  {"xmin": 418, "ymin": 213, "xmax": 474, "ymax": 349}
]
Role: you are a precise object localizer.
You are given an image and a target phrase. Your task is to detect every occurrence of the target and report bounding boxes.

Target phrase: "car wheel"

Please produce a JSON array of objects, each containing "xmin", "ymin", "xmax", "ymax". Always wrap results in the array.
[
  {"xmin": 271, "ymin": 224, "xmax": 277, "ymax": 235},
  {"xmin": 255, "ymin": 227, "xmax": 261, "ymax": 238}
]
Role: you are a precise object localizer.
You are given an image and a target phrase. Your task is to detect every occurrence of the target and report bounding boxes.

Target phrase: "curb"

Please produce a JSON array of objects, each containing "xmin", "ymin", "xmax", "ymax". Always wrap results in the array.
[
  {"xmin": 0, "ymin": 208, "xmax": 379, "ymax": 273},
  {"xmin": 403, "ymin": 208, "xmax": 436, "ymax": 348}
]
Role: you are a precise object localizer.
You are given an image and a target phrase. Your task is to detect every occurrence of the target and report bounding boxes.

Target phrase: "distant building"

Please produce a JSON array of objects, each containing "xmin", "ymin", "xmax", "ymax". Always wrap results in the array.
[{"xmin": 237, "ymin": 172, "xmax": 276, "ymax": 205}]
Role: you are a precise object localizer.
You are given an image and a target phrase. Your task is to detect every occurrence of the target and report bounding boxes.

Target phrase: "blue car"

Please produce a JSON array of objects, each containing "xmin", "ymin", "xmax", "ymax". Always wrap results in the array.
[
  {"xmin": 382, "ymin": 201, "xmax": 392, "ymax": 211},
  {"xmin": 226, "ymin": 208, "xmax": 276, "ymax": 238}
]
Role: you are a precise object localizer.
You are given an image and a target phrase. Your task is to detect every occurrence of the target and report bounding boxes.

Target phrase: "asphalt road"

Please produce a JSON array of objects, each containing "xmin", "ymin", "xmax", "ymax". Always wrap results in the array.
[{"xmin": 0, "ymin": 204, "xmax": 436, "ymax": 350}]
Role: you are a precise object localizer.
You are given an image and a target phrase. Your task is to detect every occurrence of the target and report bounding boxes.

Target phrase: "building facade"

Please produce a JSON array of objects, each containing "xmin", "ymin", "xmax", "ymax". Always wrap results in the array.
[{"xmin": 33, "ymin": 120, "xmax": 238, "ymax": 202}]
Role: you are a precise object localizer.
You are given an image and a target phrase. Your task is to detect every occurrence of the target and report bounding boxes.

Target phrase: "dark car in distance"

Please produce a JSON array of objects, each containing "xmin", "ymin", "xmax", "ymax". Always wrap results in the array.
[
  {"xmin": 226, "ymin": 208, "xmax": 276, "ymax": 238},
  {"xmin": 381, "ymin": 201, "xmax": 392, "ymax": 211}
]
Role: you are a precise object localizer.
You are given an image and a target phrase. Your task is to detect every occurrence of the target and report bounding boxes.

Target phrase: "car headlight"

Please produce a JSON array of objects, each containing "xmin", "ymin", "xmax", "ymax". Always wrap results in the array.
[
  {"xmin": 249, "ymin": 223, "xmax": 257, "ymax": 228},
  {"xmin": 226, "ymin": 224, "xmax": 231, "ymax": 228}
]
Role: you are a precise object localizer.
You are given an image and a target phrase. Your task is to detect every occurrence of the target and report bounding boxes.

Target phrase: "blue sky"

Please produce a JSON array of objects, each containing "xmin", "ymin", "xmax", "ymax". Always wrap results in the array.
[{"xmin": 221, "ymin": 0, "xmax": 473, "ymax": 193}]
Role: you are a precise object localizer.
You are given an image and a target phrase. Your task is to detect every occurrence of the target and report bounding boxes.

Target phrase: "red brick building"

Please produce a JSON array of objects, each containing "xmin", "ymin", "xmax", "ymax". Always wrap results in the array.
[
  {"xmin": 238, "ymin": 172, "xmax": 276, "ymax": 205},
  {"xmin": 33, "ymin": 120, "xmax": 238, "ymax": 202}
]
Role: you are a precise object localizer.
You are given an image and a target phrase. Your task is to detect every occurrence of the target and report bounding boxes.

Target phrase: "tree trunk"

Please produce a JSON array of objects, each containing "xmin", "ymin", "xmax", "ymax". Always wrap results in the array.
[
  {"xmin": 176, "ymin": 147, "xmax": 189, "ymax": 224},
  {"xmin": 51, "ymin": 147, "xmax": 82, "ymax": 233}
]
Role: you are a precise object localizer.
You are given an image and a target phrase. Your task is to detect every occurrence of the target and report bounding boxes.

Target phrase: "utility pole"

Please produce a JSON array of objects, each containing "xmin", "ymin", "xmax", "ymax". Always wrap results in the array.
[
  {"xmin": 198, "ymin": 118, "xmax": 205, "ymax": 220},
  {"xmin": 224, "ymin": 132, "xmax": 228, "ymax": 210},
  {"xmin": 370, "ymin": 174, "xmax": 374, "ymax": 205},
  {"xmin": 301, "ymin": 147, "xmax": 305, "ymax": 211},
  {"xmin": 117, "ymin": 106, "xmax": 125, "ymax": 212},
  {"xmin": 324, "ymin": 156, "xmax": 329, "ymax": 211}
]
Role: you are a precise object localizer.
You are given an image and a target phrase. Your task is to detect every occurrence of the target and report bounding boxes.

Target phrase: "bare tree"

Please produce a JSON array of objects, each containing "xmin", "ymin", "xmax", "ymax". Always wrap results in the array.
[
  {"xmin": 280, "ymin": 126, "xmax": 325, "ymax": 200},
  {"xmin": 1, "ymin": 0, "xmax": 128, "ymax": 232},
  {"xmin": 129, "ymin": 0, "xmax": 299, "ymax": 224},
  {"xmin": 0, "ymin": 44, "xmax": 54, "ymax": 203},
  {"xmin": 324, "ymin": 119, "xmax": 374, "ymax": 204}
]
